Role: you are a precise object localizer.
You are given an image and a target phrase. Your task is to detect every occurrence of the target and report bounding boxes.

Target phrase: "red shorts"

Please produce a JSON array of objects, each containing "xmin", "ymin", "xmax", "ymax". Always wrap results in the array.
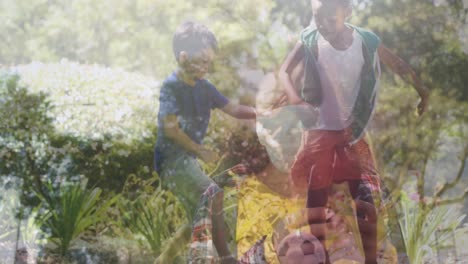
[{"xmin": 290, "ymin": 130, "xmax": 378, "ymax": 191}]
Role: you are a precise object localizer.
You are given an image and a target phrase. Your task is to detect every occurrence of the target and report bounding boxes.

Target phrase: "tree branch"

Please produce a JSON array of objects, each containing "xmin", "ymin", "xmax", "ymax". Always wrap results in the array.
[
  {"xmin": 434, "ymin": 145, "xmax": 467, "ymax": 199},
  {"xmin": 435, "ymin": 189, "xmax": 468, "ymax": 207}
]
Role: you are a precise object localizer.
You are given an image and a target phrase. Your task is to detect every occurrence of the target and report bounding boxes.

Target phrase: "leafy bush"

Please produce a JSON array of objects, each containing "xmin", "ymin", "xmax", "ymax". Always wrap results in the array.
[
  {"xmin": 70, "ymin": 134, "xmax": 157, "ymax": 192},
  {"xmin": 13, "ymin": 61, "xmax": 159, "ymax": 141},
  {"xmin": 35, "ymin": 179, "xmax": 118, "ymax": 256},
  {"xmin": 114, "ymin": 174, "xmax": 186, "ymax": 256},
  {"xmin": 0, "ymin": 70, "xmax": 59, "ymax": 208},
  {"xmin": 0, "ymin": 68, "xmax": 158, "ymax": 197}
]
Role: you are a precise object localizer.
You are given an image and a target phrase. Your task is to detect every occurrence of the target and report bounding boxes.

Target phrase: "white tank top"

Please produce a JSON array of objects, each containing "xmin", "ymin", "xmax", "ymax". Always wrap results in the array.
[{"xmin": 316, "ymin": 30, "xmax": 364, "ymax": 130}]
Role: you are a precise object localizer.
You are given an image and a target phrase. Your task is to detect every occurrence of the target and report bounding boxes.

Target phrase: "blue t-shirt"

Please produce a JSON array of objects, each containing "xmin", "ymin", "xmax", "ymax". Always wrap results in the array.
[{"xmin": 154, "ymin": 72, "xmax": 229, "ymax": 172}]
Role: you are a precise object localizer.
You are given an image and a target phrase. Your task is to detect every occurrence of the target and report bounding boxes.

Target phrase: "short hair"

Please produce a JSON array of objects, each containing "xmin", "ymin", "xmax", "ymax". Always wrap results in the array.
[{"xmin": 172, "ymin": 21, "xmax": 218, "ymax": 61}]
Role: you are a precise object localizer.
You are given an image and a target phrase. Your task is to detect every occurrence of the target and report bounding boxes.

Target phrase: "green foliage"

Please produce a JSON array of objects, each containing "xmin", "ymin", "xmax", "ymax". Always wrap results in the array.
[
  {"xmin": 0, "ymin": 0, "xmax": 277, "ymax": 79},
  {"xmin": 0, "ymin": 186, "xmax": 20, "ymax": 241},
  {"xmin": 0, "ymin": 185, "xmax": 44, "ymax": 247},
  {"xmin": 370, "ymin": 79, "xmax": 466, "ymax": 182},
  {"xmin": 14, "ymin": 61, "xmax": 159, "ymax": 140},
  {"xmin": 56, "ymin": 134, "xmax": 157, "ymax": 192},
  {"xmin": 1, "ymin": 0, "xmax": 467, "ymax": 261},
  {"xmin": 371, "ymin": 82, "xmax": 468, "ymax": 257},
  {"xmin": 1, "ymin": 68, "xmax": 158, "ymax": 197},
  {"xmin": 1, "ymin": 0, "xmax": 467, "ymax": 99},
  {"xmin": 352, "ymin": 0, "xmax": 468, "ymax": 100},
  {"xmin": 0, "ymin": 71, "xmax": 53, "ymax": 135},
  {"xmin": 35, "ymin": 179, "xmax": 118, "ymax": 256},
  {"xmin": 398, "ymin": 191, "xmax": 466, "ymax": 263},
  {"xmin": 114, "ymin": 174, "xmax": 185, "ymax": 256},
  {"xmin": 271, "ymin": 0, "xmax": 311, "ymax": 30},
  {"xmin": 0, "ymin": 70, "xmax": 59, "ymax": 208},
  {"xmin": 1, "ymin": 63, "xmax": 162, "ymax": 193}
]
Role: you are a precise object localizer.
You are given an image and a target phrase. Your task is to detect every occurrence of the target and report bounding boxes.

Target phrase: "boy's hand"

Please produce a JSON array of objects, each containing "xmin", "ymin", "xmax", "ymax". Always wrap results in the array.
[
  {"xmin": 289, "ymin": 94, "xmax": 306, "ymax": 105},
  {"xmin": 221, "ymin": 103, "xmax": 256, "ymax": 119},
  {"xmin": 197, "ymin": 148, "xmax": 218, "ymax": 164},
  {"xmin": 288, "ymin": 95, "xmax": 312, "ymax": 107}
]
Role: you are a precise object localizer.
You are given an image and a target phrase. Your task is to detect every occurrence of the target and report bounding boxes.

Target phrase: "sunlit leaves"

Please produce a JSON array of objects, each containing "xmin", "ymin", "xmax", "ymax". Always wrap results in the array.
[{"xmin": 14, "ymin": 61, "xmax": 159, "ymax": 141}]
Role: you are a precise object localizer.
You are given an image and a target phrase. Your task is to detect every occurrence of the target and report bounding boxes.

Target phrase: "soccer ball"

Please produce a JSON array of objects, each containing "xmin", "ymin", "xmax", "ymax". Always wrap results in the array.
[{"xmin": 276, "ymin": 231, "xmax": 326, "ymax": 264}]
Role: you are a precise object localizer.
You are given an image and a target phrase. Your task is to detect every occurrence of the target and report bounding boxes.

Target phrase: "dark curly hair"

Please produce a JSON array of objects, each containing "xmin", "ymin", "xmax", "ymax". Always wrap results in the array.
[{"xmin": 172, "ymin": 21, "xmax": 218, "ymax": 61}]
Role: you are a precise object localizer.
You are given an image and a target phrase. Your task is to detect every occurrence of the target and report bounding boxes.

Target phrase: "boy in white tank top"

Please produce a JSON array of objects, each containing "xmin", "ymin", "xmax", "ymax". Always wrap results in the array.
[
  {"xmin": 278, "ymin": 0, "xmax": 429, "ymax": 263},
  {"xmin": 316, "ymin": 29, "xmax": 364, "ymax": 130}
]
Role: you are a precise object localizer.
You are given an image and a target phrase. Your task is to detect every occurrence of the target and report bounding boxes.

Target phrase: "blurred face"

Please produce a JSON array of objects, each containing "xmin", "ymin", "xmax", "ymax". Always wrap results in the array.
[
  {"xmin": 179, "ymin": 48, "xmax": 215, "ymax": 80},
  {"xmin": 311, "ymin": 0, "xmax": 351, "ymax": 41}
]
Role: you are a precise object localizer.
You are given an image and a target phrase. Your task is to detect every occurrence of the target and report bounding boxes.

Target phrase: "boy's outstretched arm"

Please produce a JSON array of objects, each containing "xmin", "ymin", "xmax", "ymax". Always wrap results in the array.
[
  {"xmin": 162, "ymin": 115, "xmax": 218, "ymax": 163},
  {"xmin": 279, "ymin": 41, "xmax": 306, "ymax": 105},
  {"xmin": 378, "ymin": 44, "xmax": 430, "ymax": 115},
  {"xmin": 221, "ymin": 102, "xmax": 256, "ymax": 119}
]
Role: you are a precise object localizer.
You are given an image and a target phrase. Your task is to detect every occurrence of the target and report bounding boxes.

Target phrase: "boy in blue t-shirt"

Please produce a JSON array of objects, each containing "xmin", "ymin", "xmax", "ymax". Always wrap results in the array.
[{"xmin": 154, "ymin": 21, "xmax": 256, "ymax": 263}]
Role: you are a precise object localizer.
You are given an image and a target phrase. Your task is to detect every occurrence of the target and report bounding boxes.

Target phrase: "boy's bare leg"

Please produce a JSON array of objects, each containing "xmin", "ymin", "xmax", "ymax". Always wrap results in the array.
[
  {"xmin": 355, "ymin": 200, "xmax": 378, "ymax": 264},
  {"xmin": 348, "ymin": 180, "xmax": 378, "ymax": 264},
  {"xmin": 305, "ymin": 185, "xmax": 331, "ymax": 263},
  {"xmin": 212, "ymin": 191, "xmax": 236, "ymax": 264},
  {"xmin": 153, "ymin": 223, "xmax": 191, "ymax": 264},
  {"xmin": 307, "ymin": 207, "xmax": 330, "ymax": 264}
]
